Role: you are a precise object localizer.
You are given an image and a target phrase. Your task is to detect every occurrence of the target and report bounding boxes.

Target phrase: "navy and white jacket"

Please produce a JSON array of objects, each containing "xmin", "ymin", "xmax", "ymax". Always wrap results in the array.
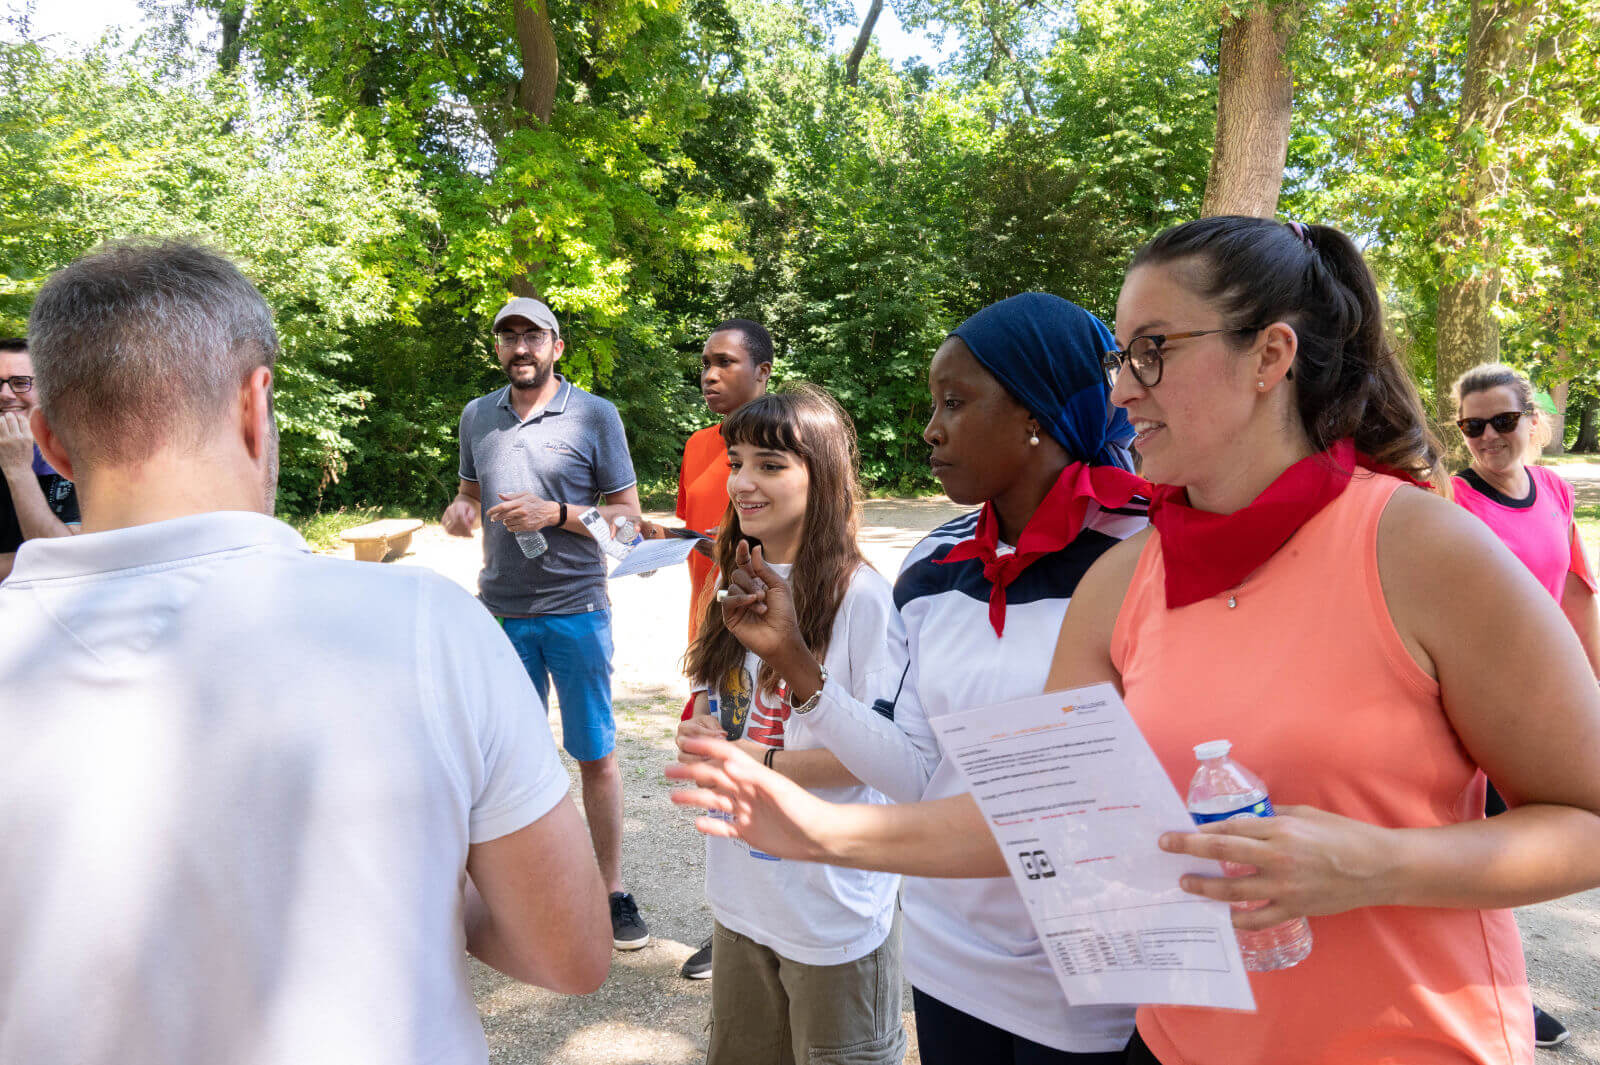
[{"xmin": 805, "ymin": 499, "xmax": 1148, "ymax": 1053}]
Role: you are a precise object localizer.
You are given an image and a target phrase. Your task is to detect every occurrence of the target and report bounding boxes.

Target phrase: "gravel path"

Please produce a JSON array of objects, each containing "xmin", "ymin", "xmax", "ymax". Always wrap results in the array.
[{"xmin": 334, "ymin": 492, "xmax": 1598, "ymax": 1064}]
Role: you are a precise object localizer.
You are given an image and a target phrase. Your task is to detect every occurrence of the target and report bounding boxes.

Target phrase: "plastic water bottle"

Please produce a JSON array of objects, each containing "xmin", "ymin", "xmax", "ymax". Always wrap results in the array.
[
  {"xmin": 496, "ymin": 480, "xmax": 547, "ymax": 558},
  {"xmin": 1185, "ymin": 739, "xmax": 1313, "ymax": 972},
  {"xmin": 513, "ymin": 528, "xmax": 548, "ymax": 559},
  {"xmin": 612, "ymin": 516, "xmax": 642, "ymax": 547},
  {"xmin": 611, "ymin": 516, "xmax": 655, "ymax": 577}
]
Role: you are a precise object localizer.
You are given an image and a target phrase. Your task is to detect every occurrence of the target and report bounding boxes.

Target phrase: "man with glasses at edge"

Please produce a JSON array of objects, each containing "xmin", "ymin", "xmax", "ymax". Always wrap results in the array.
[
  {"xmin": 441, "ymin": 297, "xmax": 652, "ymax": 951},
  {"xmin": 0, "ymin": 337, "xmax": 80, "ymax": 582}
]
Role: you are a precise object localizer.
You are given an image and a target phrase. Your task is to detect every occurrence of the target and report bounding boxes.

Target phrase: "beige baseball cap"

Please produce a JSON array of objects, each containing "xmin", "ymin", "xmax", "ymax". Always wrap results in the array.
[{"xmin": 492, "ymin": 297, "xmax": 560, "ymax": 336}]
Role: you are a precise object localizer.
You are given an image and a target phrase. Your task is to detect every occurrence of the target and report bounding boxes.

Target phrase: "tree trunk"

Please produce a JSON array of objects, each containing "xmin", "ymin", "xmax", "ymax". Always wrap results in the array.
[
  {"xmin": 1545, "ymin": 378, "xmax": 1568, "ymax": 456},
  {"xmin": 513, "ymin": 0, "xmax": 559, "ymax": 127},
  {"xmin": 845, "ymin": 0, "xmax": 884, "ymax": 87},
  {"xmin": 1575, "ymin": 397, "xmax": 1598, "ymax": 454},
  {"xmin": 217, "ymin": 1, "xmax": 246, "ymax": 75},
  {"xmin": 1432, "ymin": 0, "xmax": 1537, "ymax": 420},
  {"xmin": 1200, "ymin": 2, "xmax": 1297, "ymax": 219},
  {"xmin": 507, "ymin": 0, "xmax": 560, "ymax": 298}
]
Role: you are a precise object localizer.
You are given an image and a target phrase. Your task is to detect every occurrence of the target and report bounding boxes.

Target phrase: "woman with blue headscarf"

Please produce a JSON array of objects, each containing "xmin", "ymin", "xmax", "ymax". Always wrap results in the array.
[{"xmin": 701, "ymin": 294, "xmax": 1148, "ymax": 1064}]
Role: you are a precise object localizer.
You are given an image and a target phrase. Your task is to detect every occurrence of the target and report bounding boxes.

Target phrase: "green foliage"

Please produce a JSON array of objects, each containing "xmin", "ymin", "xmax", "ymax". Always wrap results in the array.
[
  {"xmin": 0, "ymin": 41, "xmax": 432, "ymax": 508},
  {"xmin": 1286, "ymin": 0, "xmax": 1600, "ymax": 400},
  {"xmin": 22, "ymin": 0, "xmax": 1589, "ymax": 510},
  {"xmin": 168, "ymin": 0, "xmax": 751, "ymax": 505},
  {"xmin": 709, "ymin": 0, "xmax": 1218, "ymax": 489}
]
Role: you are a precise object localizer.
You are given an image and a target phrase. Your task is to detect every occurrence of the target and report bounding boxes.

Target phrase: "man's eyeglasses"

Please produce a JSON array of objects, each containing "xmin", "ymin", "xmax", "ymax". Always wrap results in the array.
[
  {"xmin": 1456, "ymin": 411, "xmax": 1530, "ymax": 438},
  {"xmin": 495, "ymin": 329, "xmax": 553, "ymax": 350},
  {"xmin": 1102, "ymin": 328, "xmax": 1259, "ymax": 388},
  {"xmin": 0, "ymin": 375, "xmax": 33, "ymax": 394}
]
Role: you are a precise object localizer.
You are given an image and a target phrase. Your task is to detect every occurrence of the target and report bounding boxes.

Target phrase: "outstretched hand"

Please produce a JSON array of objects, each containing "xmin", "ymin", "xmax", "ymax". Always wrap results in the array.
[
  {"xmin": 1159, "ymin": 804, "xmax": 1395, "ymax": 929},
  {"xmin": 665, "ymin": 735, "xmax": 831, "ymax": 862},
  {"xmin": 720, "ymin": 540, "xmax": 802, "ymax": 662}
]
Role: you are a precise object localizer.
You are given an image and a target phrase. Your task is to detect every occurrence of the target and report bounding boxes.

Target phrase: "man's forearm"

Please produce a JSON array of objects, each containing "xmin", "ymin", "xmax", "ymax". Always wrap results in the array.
[
  {"xmin": 549, "ymin": 501, "xmax": 640, "ymax": 536},
  {"xmin": 2, "ymin": 465, "xmax": 73, "ymax": 540}
]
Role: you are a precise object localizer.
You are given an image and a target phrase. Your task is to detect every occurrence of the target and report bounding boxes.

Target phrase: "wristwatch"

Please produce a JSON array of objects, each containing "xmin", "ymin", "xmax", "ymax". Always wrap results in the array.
[{"xmin": 788, "ymin": 663, "xmax": 829, "ymax": 715}]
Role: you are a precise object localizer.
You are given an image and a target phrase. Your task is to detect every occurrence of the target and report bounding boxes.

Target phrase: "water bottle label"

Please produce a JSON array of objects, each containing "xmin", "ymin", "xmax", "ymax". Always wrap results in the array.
[{"xmin": 1190, "ymin": 797, "xmax": 1273, "ymax": 825}]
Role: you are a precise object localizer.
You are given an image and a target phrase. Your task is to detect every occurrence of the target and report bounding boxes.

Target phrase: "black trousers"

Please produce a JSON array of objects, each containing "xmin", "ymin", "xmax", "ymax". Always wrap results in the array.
[
  {"xmin": 1124, "ymin": 1029, "xmax": 1163, "ymax": 1064},
  {"xmin": 911, "ymin": 987, "xmax": 1135, "ymax": 1065}
]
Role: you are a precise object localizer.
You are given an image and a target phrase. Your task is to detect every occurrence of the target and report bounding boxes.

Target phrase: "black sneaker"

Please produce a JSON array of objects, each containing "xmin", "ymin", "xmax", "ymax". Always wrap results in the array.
[
  {"xmin": 1534, "ymin": 1005, "xmax": 1570, "ymax": 1048},
  {"xmin": 609, "ymin": 892, "xmax": 650, "ymax": 951},
  {"xmin": 680, "ymin": 936, "xmax": 713, "ymax": 979}
]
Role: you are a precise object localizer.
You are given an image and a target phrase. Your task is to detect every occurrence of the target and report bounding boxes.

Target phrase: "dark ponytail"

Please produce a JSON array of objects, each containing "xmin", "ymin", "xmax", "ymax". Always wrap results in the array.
[{"xmin": 1130, "ymin": 216, "xmax": 1443, "ymax": 485}]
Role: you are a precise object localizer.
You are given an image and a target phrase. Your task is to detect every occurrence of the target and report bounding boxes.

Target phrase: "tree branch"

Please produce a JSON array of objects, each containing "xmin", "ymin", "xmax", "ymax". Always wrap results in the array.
[{"xmin": 845, "ymin": 0, "xmax": 884, "ymax": 87}]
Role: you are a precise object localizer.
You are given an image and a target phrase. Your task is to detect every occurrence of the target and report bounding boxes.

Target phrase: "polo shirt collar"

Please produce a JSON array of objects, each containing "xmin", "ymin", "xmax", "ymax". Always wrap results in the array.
[
  {"xmin": 7, "ymin": 510, "xmax": 309, "ymax": 584},
  {"xmin": 496, "ymin": 375, "xmax": 573, "ymax": 421}
]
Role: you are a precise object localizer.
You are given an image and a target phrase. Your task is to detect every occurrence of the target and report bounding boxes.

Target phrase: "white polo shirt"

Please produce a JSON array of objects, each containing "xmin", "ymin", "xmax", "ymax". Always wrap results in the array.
[{"xmin": 0, "ymin": 511, "xmax": 570, "ymax": 1065}]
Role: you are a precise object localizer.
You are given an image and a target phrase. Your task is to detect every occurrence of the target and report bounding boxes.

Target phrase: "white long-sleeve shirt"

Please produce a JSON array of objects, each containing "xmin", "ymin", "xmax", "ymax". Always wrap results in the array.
[{"xmin": 806, "ymin": 501, "xmax": 1149, "ymax": 1053}]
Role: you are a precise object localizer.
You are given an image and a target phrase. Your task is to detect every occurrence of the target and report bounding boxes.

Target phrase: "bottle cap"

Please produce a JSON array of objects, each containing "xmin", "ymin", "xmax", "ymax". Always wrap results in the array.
[{"xmin": 1193, "ymin": 739, "xmax": 1231, "ymax": 761}]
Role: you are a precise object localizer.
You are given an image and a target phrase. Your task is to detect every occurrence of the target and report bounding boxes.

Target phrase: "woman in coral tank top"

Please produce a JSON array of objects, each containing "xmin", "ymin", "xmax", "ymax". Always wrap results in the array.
[
  {"xmin": 1067, "ymin": 219, "xmax": 1600, "ymax": 1065},
  {"xmin": 668, "ymin": 218, "xmax": 1600, "ymax": 1065}
]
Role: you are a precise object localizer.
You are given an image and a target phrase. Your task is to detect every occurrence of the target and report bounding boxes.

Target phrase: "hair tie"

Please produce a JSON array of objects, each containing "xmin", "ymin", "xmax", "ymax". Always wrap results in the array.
[{"xmin": 1285, "ymin": 220, "xmax": 1315, "ymax": 251}]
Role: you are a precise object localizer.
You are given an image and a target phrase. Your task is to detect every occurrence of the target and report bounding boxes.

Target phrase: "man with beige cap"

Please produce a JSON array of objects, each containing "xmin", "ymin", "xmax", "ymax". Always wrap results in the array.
[{"xmin": 442, "ymin": 297, "xmax": 651, "ymax": 950}]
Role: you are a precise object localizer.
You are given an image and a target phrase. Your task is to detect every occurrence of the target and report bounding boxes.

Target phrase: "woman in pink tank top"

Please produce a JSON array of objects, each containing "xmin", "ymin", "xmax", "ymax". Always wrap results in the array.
[
  {"xmin": 667, "ymin": 219, "xmax": 1600, "ymax": 1065},
  {"xmin": 1450, "ymin": 363, "xmax": 1599, "ymax": 666}
]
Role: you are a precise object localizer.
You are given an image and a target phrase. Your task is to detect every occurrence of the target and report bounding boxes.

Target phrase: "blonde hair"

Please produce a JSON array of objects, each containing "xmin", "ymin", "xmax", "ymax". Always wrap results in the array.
[{"xmin": 1452, "ymin": 362, "xmax": 1551, "ymax": 459}]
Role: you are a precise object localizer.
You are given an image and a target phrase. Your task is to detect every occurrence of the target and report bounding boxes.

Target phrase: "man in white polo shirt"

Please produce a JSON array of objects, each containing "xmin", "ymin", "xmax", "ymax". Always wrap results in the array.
[{"xmin": 0, "ymin": 241, "xmax": 610, "ymax": 1065}]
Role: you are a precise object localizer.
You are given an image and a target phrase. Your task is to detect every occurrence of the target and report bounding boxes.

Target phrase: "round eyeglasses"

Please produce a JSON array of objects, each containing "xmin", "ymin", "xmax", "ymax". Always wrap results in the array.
[{"xmin": 1102, "ymin": 328, "xmax": 1259, "ymax": 388}]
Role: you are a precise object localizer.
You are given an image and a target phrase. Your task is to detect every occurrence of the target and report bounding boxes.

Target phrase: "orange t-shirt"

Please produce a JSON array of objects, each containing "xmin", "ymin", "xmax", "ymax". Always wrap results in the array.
[
  {"xmin": 1112, "ymin": 472, "xmax": 1532, "ymax": 1065},
  {"xmin": 677, "ymin": 423, "xmax": 729, "ymax": 641}
]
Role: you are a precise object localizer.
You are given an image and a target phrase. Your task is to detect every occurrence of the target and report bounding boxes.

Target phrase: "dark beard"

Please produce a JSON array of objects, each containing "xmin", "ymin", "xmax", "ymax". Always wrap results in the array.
[{"xmin": 507, "ymin": 360, "xmax": 552, "ymax": 392}]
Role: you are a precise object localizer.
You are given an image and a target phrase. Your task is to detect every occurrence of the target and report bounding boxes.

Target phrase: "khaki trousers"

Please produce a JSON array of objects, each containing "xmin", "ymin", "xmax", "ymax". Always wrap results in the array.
[{"xmin": 706, "ymin": 909, "xmax": 906, "ymax": 1065}]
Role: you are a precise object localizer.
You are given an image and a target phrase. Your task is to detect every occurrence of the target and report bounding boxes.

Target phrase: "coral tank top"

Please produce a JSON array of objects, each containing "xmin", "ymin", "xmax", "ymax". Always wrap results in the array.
[{"xmin": 1111, "ymin": 471, "xmax": 1532, "ymax": 1065}]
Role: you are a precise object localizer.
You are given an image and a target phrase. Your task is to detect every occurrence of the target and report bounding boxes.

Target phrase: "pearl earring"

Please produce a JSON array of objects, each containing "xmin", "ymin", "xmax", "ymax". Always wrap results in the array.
[
  {"xmin": 1257, "ymin": 380, "xmax": 1265, "ymax": 390},
  {"xmin": 1028, "ymin": 432, "xmax": 1040, "ymax": 446}
]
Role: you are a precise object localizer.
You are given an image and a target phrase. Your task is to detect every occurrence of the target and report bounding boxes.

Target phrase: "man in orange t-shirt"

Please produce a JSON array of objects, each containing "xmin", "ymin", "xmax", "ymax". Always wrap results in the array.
[
  {"xmin": 645, "ymin": 319, "xmax": 772, "ymax": 639},
  {"xmin": 641, "ymin": 318, "xmax": 771, "ymax": 982}
]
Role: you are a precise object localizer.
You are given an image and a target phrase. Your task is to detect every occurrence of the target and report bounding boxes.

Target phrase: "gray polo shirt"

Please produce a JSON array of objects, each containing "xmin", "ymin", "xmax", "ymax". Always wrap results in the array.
[{"xmin": 459, "ymin": 377, "xmax": 636, "ymax": 617}]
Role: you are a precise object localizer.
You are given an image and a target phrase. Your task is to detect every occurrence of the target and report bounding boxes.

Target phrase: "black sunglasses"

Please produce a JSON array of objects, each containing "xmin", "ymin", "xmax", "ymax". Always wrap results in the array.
[
  {"xmin": 1102, "ymin": 327, "xmax": 1261, "ymax": 388},
  {"xmin": 1456, "ymin": 410, "xmax": 1531, "ymax": 438}
]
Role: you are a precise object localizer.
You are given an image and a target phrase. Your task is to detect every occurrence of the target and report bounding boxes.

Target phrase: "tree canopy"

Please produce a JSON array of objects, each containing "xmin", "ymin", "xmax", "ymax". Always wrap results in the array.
[{"xmin": 2, "ymin": 0, "xmax": 1596, "ymax": 508}]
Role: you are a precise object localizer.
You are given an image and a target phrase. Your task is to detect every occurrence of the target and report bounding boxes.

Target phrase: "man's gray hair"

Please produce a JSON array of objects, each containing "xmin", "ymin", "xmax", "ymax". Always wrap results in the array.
[{"xmin": 28, "ymin": 240, "xmax": 278, "ymax": 465}]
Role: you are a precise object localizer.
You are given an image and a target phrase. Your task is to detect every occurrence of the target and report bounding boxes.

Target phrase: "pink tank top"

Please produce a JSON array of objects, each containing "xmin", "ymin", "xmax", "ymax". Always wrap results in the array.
[
  {"xmin": 1452, "ymin": 464, "xmax": 1593, "ymax": 603},
  {"xmin": 1112, "ymin": 472, "xmax": 1532, "ymax": 1065}
]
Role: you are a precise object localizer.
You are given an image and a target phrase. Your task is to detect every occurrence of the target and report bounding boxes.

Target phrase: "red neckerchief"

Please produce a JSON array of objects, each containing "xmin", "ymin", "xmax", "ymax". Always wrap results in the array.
[
  {"xmin": 939, "ymin": 462, "xmax": 1149, "ymax": 636},
  {"xmin": 1148, "ymin": 438, "xmax": 1428, "ymax": 609}
]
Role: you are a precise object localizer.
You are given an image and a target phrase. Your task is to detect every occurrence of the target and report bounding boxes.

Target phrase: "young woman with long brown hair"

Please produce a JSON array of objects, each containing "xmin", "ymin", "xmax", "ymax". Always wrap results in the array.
[{"xmin": 676, "ymin": 383, "xmax": 908, "ymax": 1065}]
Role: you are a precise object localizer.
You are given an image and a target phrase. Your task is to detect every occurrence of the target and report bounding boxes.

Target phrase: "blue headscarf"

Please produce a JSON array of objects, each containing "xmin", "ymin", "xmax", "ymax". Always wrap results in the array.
[{"xmin": 950, "ymin": 292, "xmax": 1135, "ymax": 471}]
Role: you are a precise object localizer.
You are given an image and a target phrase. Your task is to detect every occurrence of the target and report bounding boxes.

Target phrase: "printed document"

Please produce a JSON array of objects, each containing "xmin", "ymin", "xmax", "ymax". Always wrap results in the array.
[
  {"xmin": 928, "ymin": 683, "xmax": 1255, "ymax": 1010},
  {"xmin": 607, "ymin": 536, "xmax": 699, "ymax": 578}
]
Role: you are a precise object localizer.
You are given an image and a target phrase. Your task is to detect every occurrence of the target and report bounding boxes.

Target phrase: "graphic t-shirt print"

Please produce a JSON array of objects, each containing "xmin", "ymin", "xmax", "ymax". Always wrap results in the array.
[{"xmin": 719, "ymin": 665, "xmax": 789, "ymax": 749}]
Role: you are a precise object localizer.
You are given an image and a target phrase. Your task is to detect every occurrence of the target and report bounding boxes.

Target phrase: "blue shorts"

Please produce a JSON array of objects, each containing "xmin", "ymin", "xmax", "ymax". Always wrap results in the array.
[{"xmin": 499, "ymin": 610, "xmax": 616, "ymax": 762}]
